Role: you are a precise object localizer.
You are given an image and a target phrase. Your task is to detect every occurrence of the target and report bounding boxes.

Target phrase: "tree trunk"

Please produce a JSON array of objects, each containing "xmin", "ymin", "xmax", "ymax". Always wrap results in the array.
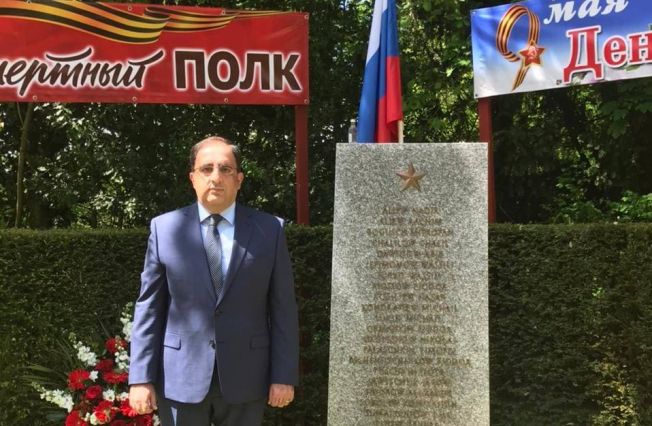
[{"xmin": 14, "ymin": 102, "xmax": 34, "ymax": 228}]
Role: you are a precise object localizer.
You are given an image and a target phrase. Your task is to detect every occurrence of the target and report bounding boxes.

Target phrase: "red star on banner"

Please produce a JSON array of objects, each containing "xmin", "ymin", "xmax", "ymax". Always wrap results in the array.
[{"xmin": 519, "ymin": 42, "xmax": 545, "ymax": 67}]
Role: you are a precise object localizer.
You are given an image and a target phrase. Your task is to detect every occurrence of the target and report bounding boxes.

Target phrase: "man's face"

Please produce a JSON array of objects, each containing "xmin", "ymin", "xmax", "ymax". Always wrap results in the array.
[{"xmin": 189, "ymin": 141, "xmax": 244, "ymax": 213}]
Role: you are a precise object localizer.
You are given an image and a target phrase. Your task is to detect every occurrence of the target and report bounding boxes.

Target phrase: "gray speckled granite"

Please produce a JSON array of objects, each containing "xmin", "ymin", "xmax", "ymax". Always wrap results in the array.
[{"xmin": 328, "ymin": 143, "xmax": 488, "ymax": 426}]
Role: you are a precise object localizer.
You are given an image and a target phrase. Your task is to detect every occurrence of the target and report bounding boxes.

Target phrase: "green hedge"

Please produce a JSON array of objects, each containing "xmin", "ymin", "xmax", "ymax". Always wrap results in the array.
[
  {"xmin": 489, "ymin": 224, "xmax": 652, "ymax": 425},
  {"xmin": 1, "ymin": 224, "xmax": 651, "ymax": 425}
]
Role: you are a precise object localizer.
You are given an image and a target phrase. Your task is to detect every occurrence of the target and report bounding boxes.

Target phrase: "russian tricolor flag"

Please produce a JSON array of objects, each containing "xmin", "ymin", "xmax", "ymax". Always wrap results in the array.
[{"xmin": 357, "ymin": 0, "xmax": 403, "ymax": 143}]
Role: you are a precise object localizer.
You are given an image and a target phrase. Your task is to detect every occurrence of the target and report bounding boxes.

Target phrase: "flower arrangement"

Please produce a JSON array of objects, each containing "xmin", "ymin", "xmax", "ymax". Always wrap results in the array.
[{"xmin": 32, "ymin": 303, "xmax": 160, "ymax": 426}]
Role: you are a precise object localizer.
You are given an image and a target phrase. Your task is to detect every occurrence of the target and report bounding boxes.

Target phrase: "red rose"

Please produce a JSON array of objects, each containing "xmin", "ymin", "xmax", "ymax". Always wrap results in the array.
[
  {"xmin": 103, "ymin": 371, "xmax": 129, "ymax": 384},
  {"xmin": 134, "ymin": 414, "xmax": 153, "ymax": 426},
  {"xmin": 95, "ymin": 358, "xmax": 115, "ymax": 372},
  {"xmin": 94, "ymin": 400, "xmax": 118, "ymax": 424},
  {"xmin": 105, "ymin": 337, "xmax": 126, "ymax": 354},
  {"xmin": 96, "ymin": 400, "xmax": 114, "ymax": 410},
  {"xmin": 68, "ymin": 369, "xmax": 91, "ymax": 391},
  {"xmin": 85, "ymin": 385, "xmax": 103, "ymax": 400},
  {"xmin": 95, "ymin": 411, "xmax": 108, "ymax": 424},
  {"xmin": 65, "ymin": 410, "xmax": 88, "ymax": 426},
  {"xmin": 120, "ymin": 399, "xmax": 138, "ymax": 418}
]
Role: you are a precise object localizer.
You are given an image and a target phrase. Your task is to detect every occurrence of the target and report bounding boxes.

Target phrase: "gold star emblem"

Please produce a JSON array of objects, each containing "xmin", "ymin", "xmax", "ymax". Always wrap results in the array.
[{"xmin": 396, "ymin": 161, "xmax": 426, "ymax": 191}]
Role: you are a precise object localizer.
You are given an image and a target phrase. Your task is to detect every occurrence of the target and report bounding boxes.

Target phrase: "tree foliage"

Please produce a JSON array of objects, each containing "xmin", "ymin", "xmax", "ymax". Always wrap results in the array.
[{"xmin": 0, "ymin": 0, "xmax": 651, "ymax": 227}]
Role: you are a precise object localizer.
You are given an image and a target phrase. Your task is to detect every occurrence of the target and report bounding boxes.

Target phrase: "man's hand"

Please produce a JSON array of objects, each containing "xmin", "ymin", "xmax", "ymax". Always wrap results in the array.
[
  {"xmin": 129, "ymin": 383, "xmax": 157, "ymax": 414},
  {"xmin": 267, "ymin": 384, "xmax": 294, "ymax": 408}
]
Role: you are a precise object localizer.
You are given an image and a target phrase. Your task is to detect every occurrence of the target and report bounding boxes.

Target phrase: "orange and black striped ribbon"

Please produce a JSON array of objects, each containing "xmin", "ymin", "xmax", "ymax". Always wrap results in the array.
[
  {"xmin": 495, "ymin": 5, "xmax": 541, "ymax": 90},
  {"xmin": 0, "ymin": 0, "xmax": 286, "ymax": 44}
]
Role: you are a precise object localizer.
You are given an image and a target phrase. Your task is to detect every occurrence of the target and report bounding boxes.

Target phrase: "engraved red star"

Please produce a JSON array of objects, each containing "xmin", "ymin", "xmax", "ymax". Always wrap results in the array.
[
  {"xmin": 519, "ymin": 42, "xmax": 545, "ymax": 67},
  {"xmin": 396, "ymin": 161, "xmax": 426, "ymax": 192}
]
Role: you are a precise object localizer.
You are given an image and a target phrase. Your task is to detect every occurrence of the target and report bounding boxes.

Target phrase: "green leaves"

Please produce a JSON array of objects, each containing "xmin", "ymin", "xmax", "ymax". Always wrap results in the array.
[
  {"xmin": 1, "ymin": 0, "xmax": 652, "ymax": 227},
  {"xmin": 610, "ymin": 191, "xmax": 652, "ymax": 222},
  {"xmin": 490, "ymin": 224, "xmax": 652, "ymax": 425}
]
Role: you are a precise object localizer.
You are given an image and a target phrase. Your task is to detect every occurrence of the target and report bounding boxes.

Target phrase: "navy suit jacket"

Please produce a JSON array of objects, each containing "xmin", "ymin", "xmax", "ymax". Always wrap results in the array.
[{"xmin": 128, "ymin": 203, "xmax": 299, "ymax": 404}]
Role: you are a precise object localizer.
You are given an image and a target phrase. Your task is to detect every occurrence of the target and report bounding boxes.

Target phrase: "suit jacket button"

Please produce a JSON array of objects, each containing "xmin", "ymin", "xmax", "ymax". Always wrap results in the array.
[{"xmin": 210, "ymin": 340, "xmax": 216, "ymax": 349}]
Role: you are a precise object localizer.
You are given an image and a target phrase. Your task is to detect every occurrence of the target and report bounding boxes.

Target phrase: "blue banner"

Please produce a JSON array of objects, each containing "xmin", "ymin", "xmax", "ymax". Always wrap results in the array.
[{"xmin": 471, "ymin": 0, "xmax": 649, "ymax": 97}]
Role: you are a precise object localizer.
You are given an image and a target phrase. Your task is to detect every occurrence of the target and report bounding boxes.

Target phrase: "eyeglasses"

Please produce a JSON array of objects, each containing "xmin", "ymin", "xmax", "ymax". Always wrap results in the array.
[{"xmin": 193, "ymin": 163, "xmax": 238, "ymax": 178}]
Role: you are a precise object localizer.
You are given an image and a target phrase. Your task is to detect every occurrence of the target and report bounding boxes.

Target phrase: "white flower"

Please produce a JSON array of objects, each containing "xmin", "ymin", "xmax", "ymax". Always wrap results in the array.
[
  {"xmin": 37, "ymin": 387, "xmax": 74, "ymax": 412},
  {"xmin": 74, "ymin": 341, "xmax": 98, "ymax": 366},
  {"xmin": 117, "ymin": 391, "xmax": 129, "ymax": 401},
  {"xmin": 120, "ymin": 303, "xmax": 134, "ymax": 342},
  {"xmin": 103, "ymin": 389, "xmax": 116, "ymax": 401},
  {"xmin": 122, "ymin": 320, "xmax": 133, "ymax": 342},
  {"xmin": 153, "ymin": 414, "xmax": 161, "ymax": 425},
  {"xmin": 118, "ymin": 362, "xmax": 129, "ymax": 371},
  {"xmin": 89, "ymin": 370, "xmax": 99, "ymax": 381},
  {"xmin": 89, "ymin": 412, "xmax": 100, "ymax": 425},
  {"xmin": 114, "ymin": 345, "xmax": 130, "ymax": 371}
]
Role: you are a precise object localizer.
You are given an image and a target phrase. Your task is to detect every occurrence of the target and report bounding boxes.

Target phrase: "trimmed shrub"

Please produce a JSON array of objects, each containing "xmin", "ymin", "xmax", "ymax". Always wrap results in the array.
[
  {"xmin": 1, "ymin": 224, "xmax": 651, "ymax": 425},
  {"xmin": 489, "ymin": 224, "xmax": 652, "ymax": 425}
]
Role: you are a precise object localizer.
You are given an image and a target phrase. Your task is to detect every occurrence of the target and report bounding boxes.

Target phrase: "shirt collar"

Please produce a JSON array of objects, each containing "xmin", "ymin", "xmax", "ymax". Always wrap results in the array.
[{"xmin": 197, "ymin": 202, "xmax": 236, "ymax": 226}]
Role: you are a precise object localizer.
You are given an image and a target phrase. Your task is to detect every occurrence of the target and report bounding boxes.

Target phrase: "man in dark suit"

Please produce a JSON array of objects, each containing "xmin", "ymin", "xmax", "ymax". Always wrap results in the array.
[{"xmin": 128, "ymin": 136, "xmax": 299, "ymax": 426}]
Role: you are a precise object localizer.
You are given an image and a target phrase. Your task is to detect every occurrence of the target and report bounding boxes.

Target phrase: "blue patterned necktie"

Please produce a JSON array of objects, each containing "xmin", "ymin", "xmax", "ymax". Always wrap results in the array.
[{"xmin": 205, "ymin": 214, "xmax": 224, "ymax": 298}]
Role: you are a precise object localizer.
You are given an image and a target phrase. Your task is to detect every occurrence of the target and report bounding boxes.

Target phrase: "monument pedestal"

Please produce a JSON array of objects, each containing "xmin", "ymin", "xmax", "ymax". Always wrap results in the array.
[{"xmin": 328, "ymin": 143, "xmax": 488, "ymax": 425}]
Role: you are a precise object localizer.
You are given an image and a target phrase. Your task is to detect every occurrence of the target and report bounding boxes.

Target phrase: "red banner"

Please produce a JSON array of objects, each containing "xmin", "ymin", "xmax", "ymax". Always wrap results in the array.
[{"xmin": 0, "ymin": 1, "xmax": 308, "ymax": 105}]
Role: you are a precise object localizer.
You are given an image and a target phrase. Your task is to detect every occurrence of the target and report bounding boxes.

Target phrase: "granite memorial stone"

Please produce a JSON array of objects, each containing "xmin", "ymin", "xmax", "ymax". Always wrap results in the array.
[{"xmin": 328, "ymin": 143, "xmax": 488, "ymax": 425}]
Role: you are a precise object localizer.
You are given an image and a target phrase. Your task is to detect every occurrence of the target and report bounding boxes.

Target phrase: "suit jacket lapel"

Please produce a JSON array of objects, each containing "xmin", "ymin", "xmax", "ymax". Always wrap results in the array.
[{"xmin": 217, "ymin": 204, "xmax": 253, "ymax": 306}]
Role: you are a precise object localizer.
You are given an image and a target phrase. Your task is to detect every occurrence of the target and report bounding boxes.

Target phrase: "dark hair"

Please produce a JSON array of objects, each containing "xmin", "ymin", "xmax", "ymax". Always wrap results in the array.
[{"xmin": 188, "ymin": 136, "xmax": 242, "ymax": 172}]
